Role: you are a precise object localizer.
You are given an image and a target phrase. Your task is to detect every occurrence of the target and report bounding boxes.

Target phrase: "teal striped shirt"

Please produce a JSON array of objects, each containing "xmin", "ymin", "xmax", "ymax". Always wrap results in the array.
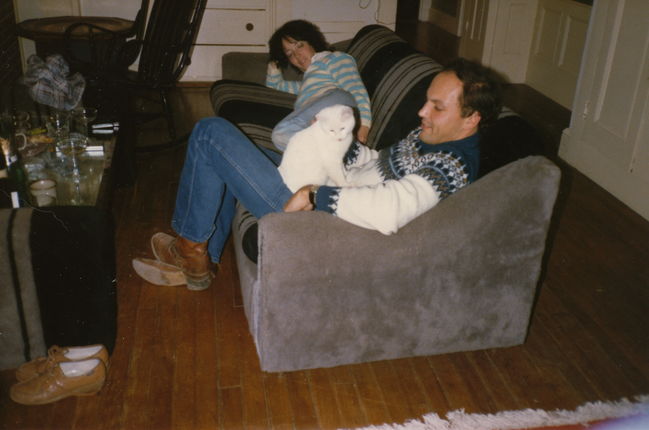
[{"xmin": 266, "ymin": 51, "xmax": 372, "ymax": 128}]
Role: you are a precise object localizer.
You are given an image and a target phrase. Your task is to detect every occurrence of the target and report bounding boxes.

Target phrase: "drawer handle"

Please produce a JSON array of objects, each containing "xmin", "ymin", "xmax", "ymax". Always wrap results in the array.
[{"xmin": 246, "ymin": 23, "xmax": 254, "ymax": 31}]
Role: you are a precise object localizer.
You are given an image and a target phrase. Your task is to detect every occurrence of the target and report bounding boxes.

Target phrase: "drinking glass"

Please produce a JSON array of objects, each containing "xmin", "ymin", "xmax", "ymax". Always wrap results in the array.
[
  {"xmin": 57, "ymin": 136, "xmax": 88, "ymax": 180},
  {"xmin": 12, "ymin": 111, "xmax": 31, "ymax": 153},
  {"xmin": 47, "ymin": 111, "xmax": 71, "ymax": 143},
  {"xmin": 72, "ymin": 107, "xmax": 97, "ymax": 144}
]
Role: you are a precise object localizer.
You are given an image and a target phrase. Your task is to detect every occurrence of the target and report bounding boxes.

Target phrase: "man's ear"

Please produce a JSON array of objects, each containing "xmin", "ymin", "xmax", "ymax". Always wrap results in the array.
[{"xmin": 464, "ymin": 110, "xmax": 481, "ymax": 130}]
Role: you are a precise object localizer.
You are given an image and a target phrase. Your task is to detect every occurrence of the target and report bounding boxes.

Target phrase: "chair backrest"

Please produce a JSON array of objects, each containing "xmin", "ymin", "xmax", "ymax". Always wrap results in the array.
[{"xmin": 136, "ymin": 0, "xmax": 207, "ymax": 86}]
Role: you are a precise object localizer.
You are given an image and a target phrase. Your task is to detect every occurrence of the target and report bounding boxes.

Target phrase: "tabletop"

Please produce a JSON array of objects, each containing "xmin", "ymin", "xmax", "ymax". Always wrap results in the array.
[{"xmin": 17, "ymin": 16, "xmax": 134, "ymax": 41}]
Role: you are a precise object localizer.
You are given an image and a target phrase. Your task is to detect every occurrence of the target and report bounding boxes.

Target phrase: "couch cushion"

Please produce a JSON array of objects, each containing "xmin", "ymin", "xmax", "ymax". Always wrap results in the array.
[
  {"xmin": 479, "ymin": 112, "xmax": 544, "ymax": 177},
  {"xmin": 368, "ymin": 53, "xmax": 442, "ymax": 150},
  {"xmin": 346, "ymin": 25, "xmax": 416, "ymax": 97},
  {"xmin": 346, "ymin": 25, "xmax": 444, "ymax": 150},
  {"xmin": 210, "ymin": 80, "xmax": 296, "ymax": 151}
]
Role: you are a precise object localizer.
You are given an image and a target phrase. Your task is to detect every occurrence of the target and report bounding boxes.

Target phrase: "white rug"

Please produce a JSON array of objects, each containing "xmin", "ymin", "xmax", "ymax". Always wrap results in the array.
[{"xmin": 344, "ymin": 395, "xmax": 649, "ymax": 430}]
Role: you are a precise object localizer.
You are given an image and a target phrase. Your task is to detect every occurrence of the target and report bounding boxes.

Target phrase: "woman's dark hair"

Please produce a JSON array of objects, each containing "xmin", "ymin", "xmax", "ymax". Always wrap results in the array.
[
  {"xmin": 268, "ymin": 20, "xmax": 330, "ymax": 69},
  {"xmin": 443, "ymin": 58, "xmax": 504, "ymax": 128}
]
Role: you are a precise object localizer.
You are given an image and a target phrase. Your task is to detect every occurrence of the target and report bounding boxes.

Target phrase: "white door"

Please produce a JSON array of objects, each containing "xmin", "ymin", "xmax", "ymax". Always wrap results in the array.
[
  {"xmin": 459, "ymin": 0, "xmax": 489, "ymax": 62},
  {"xmin": 525, "ymin": 0, "xmax": 591, "ymax": 108},
  {"xmin": 559, "ymin": 0, "xmax": 649, "ymax": 221}
]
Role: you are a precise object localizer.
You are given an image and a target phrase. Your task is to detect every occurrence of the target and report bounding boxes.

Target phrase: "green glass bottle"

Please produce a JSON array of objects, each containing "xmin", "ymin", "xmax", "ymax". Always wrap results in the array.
[{"xmin": 1, "ymin": 135, "xmax": 28, "ymax": 208}]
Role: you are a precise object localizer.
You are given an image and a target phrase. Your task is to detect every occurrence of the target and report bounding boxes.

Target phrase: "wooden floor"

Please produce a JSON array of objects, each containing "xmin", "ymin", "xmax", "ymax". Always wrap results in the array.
[{"xmin": 2, "ymin": 79, "xmax": 649, "ymax": 430}]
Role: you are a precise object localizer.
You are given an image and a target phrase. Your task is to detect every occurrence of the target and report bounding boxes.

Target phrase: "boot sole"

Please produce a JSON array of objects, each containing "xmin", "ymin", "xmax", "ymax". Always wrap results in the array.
[
  {"xmin": 132, "ymin": 258, "xmax": 186, "ymax": 286},
  {"xmin": 186, "ymin": 272, "xmax": 214, "ymax": 291}
]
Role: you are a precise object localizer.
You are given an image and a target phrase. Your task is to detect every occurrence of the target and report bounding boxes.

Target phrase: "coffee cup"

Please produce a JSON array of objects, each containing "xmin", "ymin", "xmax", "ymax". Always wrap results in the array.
[{"xmin": 29, "ymin": 178, "xmax": 57, "ymax": 206}]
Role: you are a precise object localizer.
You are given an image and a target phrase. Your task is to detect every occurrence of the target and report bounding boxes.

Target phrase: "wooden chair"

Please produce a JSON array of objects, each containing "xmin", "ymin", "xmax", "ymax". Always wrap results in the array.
[
  {"xmin": 114, "ymin": 0, "xmax": 208, "ymax": 150},
  {"xmin": 64, "ymin": 0, "xmax": 207, "ymax": 149}
]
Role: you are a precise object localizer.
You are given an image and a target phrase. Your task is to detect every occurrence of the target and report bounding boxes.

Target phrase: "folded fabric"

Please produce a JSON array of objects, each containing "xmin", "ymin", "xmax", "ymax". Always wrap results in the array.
[{"xmin": 21, "ymin": 54, "xmax": 85, "ymax": 111}]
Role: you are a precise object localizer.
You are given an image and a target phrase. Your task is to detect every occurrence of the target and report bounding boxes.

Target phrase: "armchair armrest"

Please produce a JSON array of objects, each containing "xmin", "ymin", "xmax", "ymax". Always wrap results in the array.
[{"xmin": 252, "ymin": 156, "xmax": 561, "ymax": 371}]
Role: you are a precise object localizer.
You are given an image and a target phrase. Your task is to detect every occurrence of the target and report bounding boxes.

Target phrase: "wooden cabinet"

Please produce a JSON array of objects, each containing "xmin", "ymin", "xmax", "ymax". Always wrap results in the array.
[{"xmin": 182, "ymin": 0, "xmax": 274, "ymax": 82}]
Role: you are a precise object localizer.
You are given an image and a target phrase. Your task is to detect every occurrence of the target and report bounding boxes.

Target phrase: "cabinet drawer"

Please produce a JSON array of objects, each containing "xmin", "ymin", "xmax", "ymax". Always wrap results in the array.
[
  {"xmin": 206, "ymin": 0, "xmax": 266, "ymax": 8},
  {"xmin": 197, "ymin": 9, "xmax": 268, "ymax": 45}
]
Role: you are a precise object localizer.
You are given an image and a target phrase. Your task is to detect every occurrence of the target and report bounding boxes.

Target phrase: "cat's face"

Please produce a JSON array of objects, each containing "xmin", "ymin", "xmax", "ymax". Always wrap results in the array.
[{"xmin": 316, "ymin": 105, "xmax": 355, "ymax": 141}]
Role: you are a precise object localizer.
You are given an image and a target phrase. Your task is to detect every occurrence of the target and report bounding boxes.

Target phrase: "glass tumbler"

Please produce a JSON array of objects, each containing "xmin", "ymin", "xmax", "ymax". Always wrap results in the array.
[
  {"xmin": 72, "ymin": 107, "xmax": 98, "ymax": 144},
  {"xmin": 47, "ymin": 111, "xmax": 71, "ymax": 143}
]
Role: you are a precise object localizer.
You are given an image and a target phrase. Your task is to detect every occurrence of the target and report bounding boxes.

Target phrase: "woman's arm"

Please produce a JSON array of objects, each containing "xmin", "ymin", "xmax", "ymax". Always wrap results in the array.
[
  {"xmin": 265, "ymin": 61, "xmax": 301, "ymax": 94},
  {"xmin": 328, "ymin": 53, "xmax": 372, "ymax": 130}
]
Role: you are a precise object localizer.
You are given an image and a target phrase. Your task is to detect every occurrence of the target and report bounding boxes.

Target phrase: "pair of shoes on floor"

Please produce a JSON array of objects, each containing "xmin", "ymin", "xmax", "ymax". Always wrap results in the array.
[
  {"xmin": 132, "ymin": 232, "xmax": 215, "ymax": 291},
  {"xmin": 10, "ymin": 345, "xmax": 109, "ymax": 405}
]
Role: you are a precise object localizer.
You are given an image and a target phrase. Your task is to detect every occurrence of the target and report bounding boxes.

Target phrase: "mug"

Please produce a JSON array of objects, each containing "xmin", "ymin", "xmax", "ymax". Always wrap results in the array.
[{"xmin": 29, "ymin": 178, "xmax": 57, "ymax": 206}]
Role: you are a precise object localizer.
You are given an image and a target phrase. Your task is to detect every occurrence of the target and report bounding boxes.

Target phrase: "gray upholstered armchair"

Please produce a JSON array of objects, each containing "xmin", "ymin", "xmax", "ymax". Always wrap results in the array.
[{"xmin": 210, "ymin": 25, "xmax": 561, "ymax": 372}]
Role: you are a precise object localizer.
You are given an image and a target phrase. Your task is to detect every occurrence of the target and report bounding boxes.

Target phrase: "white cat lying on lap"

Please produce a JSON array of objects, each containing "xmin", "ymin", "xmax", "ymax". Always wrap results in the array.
[{"xmin": 278, "ymin": 104, "xmax": 356, "ymax": 193}]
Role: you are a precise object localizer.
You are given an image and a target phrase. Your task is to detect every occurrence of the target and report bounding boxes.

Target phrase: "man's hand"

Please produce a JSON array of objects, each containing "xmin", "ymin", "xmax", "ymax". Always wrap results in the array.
[
  {"xmin": 283, "ymin": 185, "xmax": 313, "ymax": 212},
  {"xmin": 357, "ymin": 125, "xmax": 370, "ymax": 144}
]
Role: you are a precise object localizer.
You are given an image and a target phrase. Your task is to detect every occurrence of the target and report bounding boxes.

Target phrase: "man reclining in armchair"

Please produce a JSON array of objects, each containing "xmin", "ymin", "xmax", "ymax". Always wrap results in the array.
[{"xmin": 132, "ymin": 57, "xmax": 503, "ymax": 291}]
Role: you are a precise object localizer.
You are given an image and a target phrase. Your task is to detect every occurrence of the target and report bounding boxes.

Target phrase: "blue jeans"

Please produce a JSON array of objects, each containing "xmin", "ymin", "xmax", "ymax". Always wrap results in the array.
[
  {"xmin": 171, "ymin": 117, "xmax": 293, "ymax": 263},
  {"xmin": 271, "ymin": 88, "xmax": 357, "ymax": 151}
]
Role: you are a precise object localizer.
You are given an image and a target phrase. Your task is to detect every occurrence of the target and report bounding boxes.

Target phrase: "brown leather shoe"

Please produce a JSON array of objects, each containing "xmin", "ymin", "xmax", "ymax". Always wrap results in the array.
[
  {"xmin": 10, "ymin": 358, "xmax": 106, "ymax": 405},
  {"xmin": 16, "ymin": 344, "xmax": 109, "ymax": 382},
  {"xmin": 150, "ymin": 232, "xmax": 214, "ymax": 291}
]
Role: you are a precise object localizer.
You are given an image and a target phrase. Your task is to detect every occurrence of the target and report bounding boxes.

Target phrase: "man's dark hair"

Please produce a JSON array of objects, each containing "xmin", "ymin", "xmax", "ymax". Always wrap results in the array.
[
  {"xmin": 268, "ymin": 20, "xmax": 330, "ymax": 69},
  {"xmin": 443, "ymin": 58, "xmax": 503, "ymax": 128}
]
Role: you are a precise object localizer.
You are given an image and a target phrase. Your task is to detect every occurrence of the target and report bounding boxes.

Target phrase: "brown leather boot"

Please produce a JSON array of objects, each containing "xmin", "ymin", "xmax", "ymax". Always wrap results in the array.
[{"xmin": 150, "ymin": 232, "xmax": 214, "ymax": 291}]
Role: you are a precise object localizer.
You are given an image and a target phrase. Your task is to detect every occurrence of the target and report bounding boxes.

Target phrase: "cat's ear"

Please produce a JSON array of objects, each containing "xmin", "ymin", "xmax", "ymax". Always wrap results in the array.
[{"xmin": 341, "ymin": 106, "xmax": 353, "ymax": 119}]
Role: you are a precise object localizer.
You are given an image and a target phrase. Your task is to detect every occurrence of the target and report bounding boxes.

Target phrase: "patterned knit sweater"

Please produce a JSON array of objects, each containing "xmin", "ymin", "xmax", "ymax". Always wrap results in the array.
[
  {"xmin": 265, "ymin": 51, "xmax": 372, "ymax": 128},
  {"xmin": 314, "ymin": 128, "xmax": 480, "ymax": 235}
]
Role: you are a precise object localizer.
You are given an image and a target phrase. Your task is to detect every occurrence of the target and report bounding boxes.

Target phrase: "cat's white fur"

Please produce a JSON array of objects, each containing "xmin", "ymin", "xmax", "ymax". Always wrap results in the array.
[{"xmin": 278, "ymin": 104, "xmax": 356, "ymax": 192}]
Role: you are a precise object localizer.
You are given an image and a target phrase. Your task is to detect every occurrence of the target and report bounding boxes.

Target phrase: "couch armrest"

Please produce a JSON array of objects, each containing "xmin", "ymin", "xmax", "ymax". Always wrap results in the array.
[
  {"xmin": 222, "ymin": 52, "xmax": 271, "ymax": 85},
  {"xmin": 221, "ymin": 51, "xmax": 302, "ymax": 85},
  {"xmin": 253, "ymin": 156, "xmax": 561, "ymax": 371},
  {"xmin": 221, "ymin": 39, "xmax": 351, "ymax": 85}
]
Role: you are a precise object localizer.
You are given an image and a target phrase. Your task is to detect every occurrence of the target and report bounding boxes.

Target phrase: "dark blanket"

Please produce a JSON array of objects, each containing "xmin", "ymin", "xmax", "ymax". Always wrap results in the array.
[{"xmin": 1, "ymin": 206, "xmax": 116, "ymax": 370}]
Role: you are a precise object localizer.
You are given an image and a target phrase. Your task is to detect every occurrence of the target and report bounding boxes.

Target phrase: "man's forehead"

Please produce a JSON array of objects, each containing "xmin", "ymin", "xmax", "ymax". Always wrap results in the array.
[{"xmin": 427, "ymin": 72, "xmax": 462, "ymax": 101}]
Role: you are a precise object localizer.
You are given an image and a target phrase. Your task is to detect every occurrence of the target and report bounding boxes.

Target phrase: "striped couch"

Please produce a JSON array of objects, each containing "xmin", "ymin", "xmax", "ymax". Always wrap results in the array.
[{"xmin": 209, "ymin": 25, "xmax": 559, "ymax": 372}]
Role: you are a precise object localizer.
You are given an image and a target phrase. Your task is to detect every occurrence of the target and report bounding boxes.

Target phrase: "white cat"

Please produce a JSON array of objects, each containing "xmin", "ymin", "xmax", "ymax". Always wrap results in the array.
[{"xmin": 278, "ymin": 104, "xmax": 356, "ymax": 193}]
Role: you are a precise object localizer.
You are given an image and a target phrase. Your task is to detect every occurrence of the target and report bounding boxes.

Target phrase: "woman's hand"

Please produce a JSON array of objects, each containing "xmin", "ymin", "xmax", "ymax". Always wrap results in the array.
[
  {"xmin": 356, "ymin": 125, "xmax": 370, "ymax": 144},
  {"xmin": 283, "ymin": 185, "xmax": 313, "ymax": 212},
  {"xmin": 267, "ymin": 61, "xmax": 280, "ymax": 74}
]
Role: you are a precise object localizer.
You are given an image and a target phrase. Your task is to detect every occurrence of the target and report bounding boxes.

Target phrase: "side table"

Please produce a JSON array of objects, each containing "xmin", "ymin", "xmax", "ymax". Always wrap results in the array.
[{"xmin": 16, "ymin": 16, "xmax": 135, "ymax": 80}]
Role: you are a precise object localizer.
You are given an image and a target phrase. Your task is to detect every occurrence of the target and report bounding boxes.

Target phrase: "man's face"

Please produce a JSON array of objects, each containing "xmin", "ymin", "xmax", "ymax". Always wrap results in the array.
[
  {"xmin": 418, "ymin": 71, "xmax": 480, "ymax": 145},
  {"xmin": 282, "ymin": 37, "xmax": 316, "ymax": 72}
]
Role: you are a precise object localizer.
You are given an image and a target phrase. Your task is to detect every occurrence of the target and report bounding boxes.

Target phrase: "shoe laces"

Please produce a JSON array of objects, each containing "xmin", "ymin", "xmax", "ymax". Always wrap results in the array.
[{"xmin": 39, "ymin": 345, "xmax": 65, "ymax": 370}]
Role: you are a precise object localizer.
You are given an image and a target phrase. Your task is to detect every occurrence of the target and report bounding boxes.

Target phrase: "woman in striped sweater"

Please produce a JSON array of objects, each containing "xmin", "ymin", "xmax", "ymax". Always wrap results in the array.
[{"xmin": 266, "ymin": 20, "xmax": 372, "ymax": 150}]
